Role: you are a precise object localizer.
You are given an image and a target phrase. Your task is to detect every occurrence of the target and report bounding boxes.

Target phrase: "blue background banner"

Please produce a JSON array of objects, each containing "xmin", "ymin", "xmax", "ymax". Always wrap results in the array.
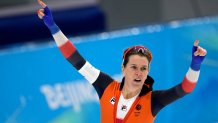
[{"xmin": 0, "ymin": 16, "xmax": 218, "ymax": 123}]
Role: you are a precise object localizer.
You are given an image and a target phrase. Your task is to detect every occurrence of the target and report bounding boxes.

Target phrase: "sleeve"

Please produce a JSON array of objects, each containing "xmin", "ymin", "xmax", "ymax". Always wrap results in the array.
[
  {"xmin": 151, "ymin": 67, "xmax": 201, "ymax": 116},
  {"xmin": 52, "ymin": 29, "xmax": 114, "ymax": 98}
]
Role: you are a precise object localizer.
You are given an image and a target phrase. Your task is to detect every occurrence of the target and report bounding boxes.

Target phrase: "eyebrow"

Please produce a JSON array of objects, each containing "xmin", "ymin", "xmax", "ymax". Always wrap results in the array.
[{"xmin": 130, "ymin": 64, "xmax": 148, "ymax": 67}]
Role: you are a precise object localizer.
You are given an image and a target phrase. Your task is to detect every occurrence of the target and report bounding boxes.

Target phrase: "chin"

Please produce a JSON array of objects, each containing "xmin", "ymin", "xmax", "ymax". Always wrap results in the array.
[{"xmin": 132, "ymin": 81, "xmax": 143, "ymax": 87}]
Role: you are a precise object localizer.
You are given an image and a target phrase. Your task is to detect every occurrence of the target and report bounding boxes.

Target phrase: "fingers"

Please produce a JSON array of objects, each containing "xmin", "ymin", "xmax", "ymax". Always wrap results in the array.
[
  {"xmin": 194, "ymin": 40, "xmax": 199, "ymax": 47},
  {"xmin": 194, "ymin": 46, "xmax": 207, "ymax": 56},
  {"xmin": 38, "ymin": 0, "xmax": 47, "ymax": 8},
  {"xmin": 37, "ymin": 9, "xmax": 45, "ymax": 19},
  {"xmin": 37, "ymin": 0, "xmax": 47, "ymax": 19}
]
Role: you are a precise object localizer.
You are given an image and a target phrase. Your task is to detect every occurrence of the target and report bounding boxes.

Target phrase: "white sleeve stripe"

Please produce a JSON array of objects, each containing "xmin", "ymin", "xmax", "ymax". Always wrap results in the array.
[
  {"xmin": 78, "ymin": 61, "xmax": 100, "ymax": 84},
  {"xmin": 52, "ymin": 30, "xmax": 69, "ymax": 47},
  {"xmin": 186, "ymin": 68, "xmax": 200, "ymax": 83}
]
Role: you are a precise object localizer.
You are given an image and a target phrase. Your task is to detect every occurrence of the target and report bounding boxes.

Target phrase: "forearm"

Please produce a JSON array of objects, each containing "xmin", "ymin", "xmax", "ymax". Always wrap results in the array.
[
  {"xmin": 37, "ymin": 5, "xmax": 86, "ymax": 69},
  {"xmin": 53, "ymin": 29, "xmax": 115, "ymax": 98},
  {"xmin": 151, "ymin": 41, "xmax": 206, "ymax": 116},
  {"xmin": 181, "ymin": 44, "xmax": 203, "ymax": 93},
  {"xmin": 50, "ymin": 27, "xmax": 100, "ymax": 83},
  {"xmin": 181, "ymin": 67, "xmax": 200, "ymax": 93},
  {"xmin": 52, "ymin": 27, "xmax": 76, "ymax": 59}
]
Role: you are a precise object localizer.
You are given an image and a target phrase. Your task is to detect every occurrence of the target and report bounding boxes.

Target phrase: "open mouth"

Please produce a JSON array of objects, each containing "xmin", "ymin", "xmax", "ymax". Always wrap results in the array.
[{"xmin": 134, "ymin": 78, "xmax": 141, "ymax": 83}]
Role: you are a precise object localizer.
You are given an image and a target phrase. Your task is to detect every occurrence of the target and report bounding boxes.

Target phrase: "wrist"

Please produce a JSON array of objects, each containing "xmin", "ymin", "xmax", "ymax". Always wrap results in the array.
[
  {"xmin": 190, "ymin": 61, "xmax": 201, "ymax": 71},
  {"xmin": 48, "ymin": 23, "xmax": 59, "ymax": 34}
]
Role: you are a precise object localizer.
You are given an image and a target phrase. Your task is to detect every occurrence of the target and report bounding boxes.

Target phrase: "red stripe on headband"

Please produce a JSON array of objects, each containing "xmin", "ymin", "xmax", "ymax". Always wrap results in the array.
[{"xmin": 123, "ymin": 45, "xmax": 152, "ymax": 62}]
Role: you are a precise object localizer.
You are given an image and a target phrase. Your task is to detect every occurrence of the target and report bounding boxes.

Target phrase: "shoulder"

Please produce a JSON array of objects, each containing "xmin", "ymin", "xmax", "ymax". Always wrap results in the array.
[{"xmin": 106, "ymin": 80, "xmax": 120, "ymax": 91}]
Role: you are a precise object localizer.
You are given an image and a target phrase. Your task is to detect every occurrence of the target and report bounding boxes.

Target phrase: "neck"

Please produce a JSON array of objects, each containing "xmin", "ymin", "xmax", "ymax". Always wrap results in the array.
[{"xmin": 122, "ymin": 87, "xmax": 140, "ymax": 99}]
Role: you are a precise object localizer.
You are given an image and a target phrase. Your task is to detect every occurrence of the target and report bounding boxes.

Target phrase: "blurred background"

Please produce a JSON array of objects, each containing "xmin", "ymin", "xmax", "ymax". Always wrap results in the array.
[
  {"xmin": 1, "ymin": 0, "xmax": 218, "ymax": 47},
  {"xmin": 0, "ymin": 0, "xmax": 218, "ymax": 123}
]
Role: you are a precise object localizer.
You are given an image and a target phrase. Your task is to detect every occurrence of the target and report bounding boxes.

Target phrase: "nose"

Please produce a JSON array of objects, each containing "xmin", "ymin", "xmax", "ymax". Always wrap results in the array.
[{"xmin": 135, "ymin": 70, "xmax": 142, "ymax": 76}]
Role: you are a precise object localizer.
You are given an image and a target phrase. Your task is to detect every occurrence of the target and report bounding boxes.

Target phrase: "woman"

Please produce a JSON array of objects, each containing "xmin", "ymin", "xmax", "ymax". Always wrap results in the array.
[{"xmin": 37, "ymin": 0, "xmax": 207, "ymax": 123}]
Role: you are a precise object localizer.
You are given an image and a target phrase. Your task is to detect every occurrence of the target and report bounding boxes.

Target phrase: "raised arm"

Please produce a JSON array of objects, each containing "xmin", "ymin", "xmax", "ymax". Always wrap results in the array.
[
  {"xmin": 182, "ymin": 40, "xmax": 206, "ymax": 92},
  {"xmin": 151, "ymin": 40, "xmax": 207, "ymax": 116},
  {"xmin": 37, "ymin": 0, "xmax": 78, "ymax": 63},
  {"xmin": 37, "ymin": 0, "xmax": 113, "ymax": 98}
]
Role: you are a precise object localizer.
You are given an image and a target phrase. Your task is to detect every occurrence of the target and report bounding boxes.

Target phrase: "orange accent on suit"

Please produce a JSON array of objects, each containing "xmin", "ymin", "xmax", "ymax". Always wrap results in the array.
[{"xmin": 100, "ymin": 81, "xmax": 155, "ymax": 123}]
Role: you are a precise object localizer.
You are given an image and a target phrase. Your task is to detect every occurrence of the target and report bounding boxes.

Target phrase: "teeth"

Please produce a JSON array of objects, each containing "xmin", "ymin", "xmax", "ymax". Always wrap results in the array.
[{"xmin": 135, "ymin": 79, "xmax": 141, "ymax": 81}]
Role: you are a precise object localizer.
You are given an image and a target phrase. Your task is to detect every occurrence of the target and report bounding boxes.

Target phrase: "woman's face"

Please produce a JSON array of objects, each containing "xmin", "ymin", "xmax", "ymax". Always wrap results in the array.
[{"xmin": 122, "ymin": 54, "xmax": 149, "ymax": 91}]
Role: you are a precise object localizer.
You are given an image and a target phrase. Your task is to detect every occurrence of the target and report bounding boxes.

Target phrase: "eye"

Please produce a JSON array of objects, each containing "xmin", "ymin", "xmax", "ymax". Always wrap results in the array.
[
  {"xmin": 131, "ymin": 66, "xmax": 137, "ymax": 70},
  {"xmin": 141, "ymin": 67, "xmax": 147, "ymax": 71}
]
